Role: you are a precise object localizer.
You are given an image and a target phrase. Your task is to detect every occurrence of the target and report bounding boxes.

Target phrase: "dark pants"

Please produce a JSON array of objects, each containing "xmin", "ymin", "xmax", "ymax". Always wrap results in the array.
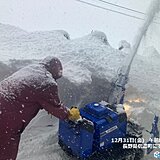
[{"xmin": 0, "ymin": 134, "xmax": 20, "ymax": 160}]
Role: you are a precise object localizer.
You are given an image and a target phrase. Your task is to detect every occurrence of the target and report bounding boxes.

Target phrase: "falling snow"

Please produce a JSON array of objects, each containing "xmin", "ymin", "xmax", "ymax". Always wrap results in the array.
[{"xmin": 0, "ymin": 1, "xmax": 159, "ymax": 159}]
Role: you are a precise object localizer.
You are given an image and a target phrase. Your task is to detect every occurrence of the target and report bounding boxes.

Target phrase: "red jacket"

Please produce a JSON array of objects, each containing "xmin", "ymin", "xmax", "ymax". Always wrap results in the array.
[{"xmin": 0, "ymin": 63, "xmax": 68, "ymax": 135}]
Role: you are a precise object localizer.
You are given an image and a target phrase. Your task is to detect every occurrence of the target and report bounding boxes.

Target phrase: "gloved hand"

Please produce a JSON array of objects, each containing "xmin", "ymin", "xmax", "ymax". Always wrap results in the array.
[{"xmin": 68, "ymin": 106, "xmax": 81, "ymax": 121}]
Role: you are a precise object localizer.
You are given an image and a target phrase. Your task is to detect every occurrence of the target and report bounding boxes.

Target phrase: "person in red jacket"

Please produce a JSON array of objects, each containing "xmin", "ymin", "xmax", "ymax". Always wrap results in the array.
[{"xmin": 0, "ymin": 56, "xmax": 79, "ymax": 160}]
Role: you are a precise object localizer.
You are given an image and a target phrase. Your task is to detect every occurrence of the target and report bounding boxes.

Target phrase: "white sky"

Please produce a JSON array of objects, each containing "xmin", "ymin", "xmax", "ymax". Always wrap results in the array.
[{"xmin": 0, "ymin": 0, "xmax": 154, "ymax": 47}]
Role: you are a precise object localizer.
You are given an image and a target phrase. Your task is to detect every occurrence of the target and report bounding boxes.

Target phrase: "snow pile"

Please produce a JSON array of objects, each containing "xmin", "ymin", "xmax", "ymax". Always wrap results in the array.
[
  {"xmin": 1, "ymin": 23, "xmax": 160, "ymax": 103},
  {"xmin": 0, "ymin": 23, "xmax": 70, "ymax": 62},
  {"xmin": 51, "ymin": 30, "xmax": 160, "ymax": 104},
  {"xmin": 17, "ymin": 111, "xmax": 70, "ymax": 160},
  {"xmin": 54, "ymin": 31, "xmax": 128, "ymax": 84},
  {"xmin": 0, "ymin": 23, "xmax": 28, "ymax": 38}
]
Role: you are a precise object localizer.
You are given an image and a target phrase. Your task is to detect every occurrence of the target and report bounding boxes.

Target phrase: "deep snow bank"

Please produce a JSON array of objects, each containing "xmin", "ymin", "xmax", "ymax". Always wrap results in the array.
[
  {"xmin": 0, "ymin": 24, "xmax": 160, "ymax": 106},
  {"xmin": 0, "ymin": 23, "xmax": 70, "ymax": 62}
]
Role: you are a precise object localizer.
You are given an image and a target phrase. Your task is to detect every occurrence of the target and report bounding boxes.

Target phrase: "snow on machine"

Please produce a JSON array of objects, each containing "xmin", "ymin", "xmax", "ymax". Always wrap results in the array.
[{"xmin": 59, "ymin": 97, "xmax": 152, "ymax": 160}]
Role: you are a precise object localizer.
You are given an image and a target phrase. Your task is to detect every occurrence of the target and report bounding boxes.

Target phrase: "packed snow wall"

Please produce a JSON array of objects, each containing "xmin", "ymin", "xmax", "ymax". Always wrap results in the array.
[{"xmin": 0, "ymin": 24, "xmax": 160, "ymax": 109}]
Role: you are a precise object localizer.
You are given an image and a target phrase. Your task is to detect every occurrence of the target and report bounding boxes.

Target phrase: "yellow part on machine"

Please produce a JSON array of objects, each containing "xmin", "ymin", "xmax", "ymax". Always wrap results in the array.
[{"xmin": 68, "ymin": 106, "xmax": 81, "ymax": 121}]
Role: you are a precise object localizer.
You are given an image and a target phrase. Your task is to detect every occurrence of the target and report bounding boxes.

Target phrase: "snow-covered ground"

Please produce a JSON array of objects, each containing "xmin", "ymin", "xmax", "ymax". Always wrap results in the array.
[
  {"xmin": 0, "ymin": 23, "xmax": 160, "ymax": 159},
  {"xmin": 17, "ymin": 111, "xmax": 73, "ymax": 160}
]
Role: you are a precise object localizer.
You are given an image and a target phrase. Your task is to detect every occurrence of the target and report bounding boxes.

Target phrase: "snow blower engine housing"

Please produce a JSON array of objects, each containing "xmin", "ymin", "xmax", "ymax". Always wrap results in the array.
[{"xmin": 58, "ymin": 102, "xmax": 127, "ymax": 159}]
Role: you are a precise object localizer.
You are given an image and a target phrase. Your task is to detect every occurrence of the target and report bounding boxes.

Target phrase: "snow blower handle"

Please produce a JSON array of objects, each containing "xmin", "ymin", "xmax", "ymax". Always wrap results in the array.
[{"xmin": 68, "ymin": 106, "xmax": 81, "ymax": 122}]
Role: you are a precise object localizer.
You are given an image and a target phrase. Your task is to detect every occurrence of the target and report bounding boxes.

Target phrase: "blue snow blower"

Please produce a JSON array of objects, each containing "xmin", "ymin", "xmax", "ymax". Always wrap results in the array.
[{"xmin": 59, "ymin": 102, "xmax": 127, "ymax": 159}]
